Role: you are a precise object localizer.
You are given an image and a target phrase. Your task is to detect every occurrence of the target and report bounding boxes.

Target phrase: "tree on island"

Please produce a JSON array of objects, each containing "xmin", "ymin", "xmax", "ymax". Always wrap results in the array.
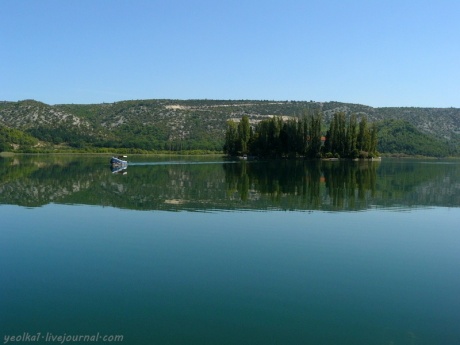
[
  {"xmin": 223, "ymin": 115, "xmax": 252, "ymax": 156},
  {"xmin": 224, "ymin": 110, "xmax": 323, "ymax": 158},
  {"xmin": 324, "ymin": 112, "xmax": 378, "ymax": 158},
  {"xmin": 224, "ymin": 111, "xmax": 378, "ymax": 158}
]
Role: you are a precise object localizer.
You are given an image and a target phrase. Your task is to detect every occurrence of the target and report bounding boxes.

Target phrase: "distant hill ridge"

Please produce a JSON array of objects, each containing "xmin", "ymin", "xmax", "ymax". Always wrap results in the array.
[{"xmin": 0, "ymin": 99, "xmax": 459, "ymax": 156}]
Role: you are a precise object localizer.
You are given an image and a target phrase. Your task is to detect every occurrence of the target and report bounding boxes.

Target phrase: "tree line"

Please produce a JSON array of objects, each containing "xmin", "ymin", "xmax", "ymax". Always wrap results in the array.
[{"xmin": 224, "ymin": 111, "xmax": 378, "ymax": 158}]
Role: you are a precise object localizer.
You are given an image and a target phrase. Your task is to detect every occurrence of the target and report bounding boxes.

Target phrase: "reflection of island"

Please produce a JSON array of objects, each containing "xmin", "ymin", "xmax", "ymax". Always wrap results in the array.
[
  {"xmin": 0, "ymin": 156, "xmax": 459, "ymax": 211},
  {"xmin": 223, "ymin": 160, "xmax": 379, "ymax": 211}
]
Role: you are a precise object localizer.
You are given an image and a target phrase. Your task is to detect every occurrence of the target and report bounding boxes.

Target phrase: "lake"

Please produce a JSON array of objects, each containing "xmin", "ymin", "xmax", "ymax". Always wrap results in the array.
[{"xmin": 1, "ymin": 155, "xmax": 459, "ymax": 344}]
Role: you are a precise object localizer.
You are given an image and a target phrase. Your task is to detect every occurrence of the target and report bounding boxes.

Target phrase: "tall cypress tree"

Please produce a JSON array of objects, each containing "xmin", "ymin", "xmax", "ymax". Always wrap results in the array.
[
  {"xmin": 357, "ymin": 117, "xmax": 369, "ymax": 152},
  {"xmin": 336, "ymin": 112, "xmax": 347, "ymax": 157},
  {"xmin": 308, "ymin": 110, "xmax": 322, "ymax": 158},
  {"xmin": 238, "ymin": 115, "xmax": 251, "ymax": 154},
  {"xmin": 369, "ymin": 122, "xmax": 378, "ymax": 154},
  {"xmin": 224, "ymin": 120, "xmax": 239, "ymax": 156},
  {"xmin": 346, "ymin": 113, "xmax": 358, "ymax": 157}
]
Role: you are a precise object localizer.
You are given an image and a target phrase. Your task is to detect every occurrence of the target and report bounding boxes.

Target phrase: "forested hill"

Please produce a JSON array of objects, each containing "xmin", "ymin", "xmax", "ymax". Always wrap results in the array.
[{"xmin": 0, "ymin": 99, "xmax": 459, "ymax": 156}]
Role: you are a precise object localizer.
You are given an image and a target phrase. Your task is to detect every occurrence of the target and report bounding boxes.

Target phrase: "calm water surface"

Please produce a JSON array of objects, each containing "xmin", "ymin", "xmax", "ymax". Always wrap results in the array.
[{"xmin": 1, "ymin": 156, "xmax": 459, "ymax": 344}]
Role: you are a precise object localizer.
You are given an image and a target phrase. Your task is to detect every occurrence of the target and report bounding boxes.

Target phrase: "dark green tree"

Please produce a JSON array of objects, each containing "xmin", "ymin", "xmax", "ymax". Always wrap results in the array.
[
  {"xmin": 346, "ymin": 113, "xmax": 358, "ymax": 157},
  {"xmin": 223, "ymin": 120, "xmax": 239, "ymax": 156},
  {"xmin": 357, "ymin": 116, "xmax": 370, "ymax": 152},
  {"xmin": 334, "ymin": 112, "xmax": 347, "ymax": 157},
  {"xmin": 237, "ymin": 115, "xmax": 251, "ymax": 154},
  {"xmin": 369, "ymin": 122, "xmax": 378, "ymax": 155},
  {"xmin": 308, "ymin": 110, "xmax": 322, "ymax": 158}
]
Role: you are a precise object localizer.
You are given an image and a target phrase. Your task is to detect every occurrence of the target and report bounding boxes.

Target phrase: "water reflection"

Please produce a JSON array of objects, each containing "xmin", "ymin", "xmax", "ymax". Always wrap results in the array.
[
  {"xmin": 111, "ymin": 165, "xmax": 128, "ymax": 174},
  {"xmin": 224, "ymin": 160, "xmax": 380, "ymax": 211},
  {"xmin": 0, "ymin": 155, "xmax": 459, "ymax": 211}
]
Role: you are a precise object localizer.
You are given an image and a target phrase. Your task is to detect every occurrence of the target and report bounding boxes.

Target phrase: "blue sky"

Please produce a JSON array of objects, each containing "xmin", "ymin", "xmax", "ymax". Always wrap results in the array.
[{"xmin": 1, "ymin": 0, "xmax": 459, "ymax": 107}]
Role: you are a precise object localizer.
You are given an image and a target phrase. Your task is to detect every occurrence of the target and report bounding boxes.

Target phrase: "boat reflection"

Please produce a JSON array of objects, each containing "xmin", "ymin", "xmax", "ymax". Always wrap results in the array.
[{"xmin": 111, "ymin": 165, "xmax": 127, "ymax": 175}]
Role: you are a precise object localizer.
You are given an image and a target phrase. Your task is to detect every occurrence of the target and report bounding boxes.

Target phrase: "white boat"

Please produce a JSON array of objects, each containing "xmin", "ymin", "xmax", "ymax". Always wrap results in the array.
[{"xmin": 110, "ymin": 155, "xmax": 128, "ymax": 167}]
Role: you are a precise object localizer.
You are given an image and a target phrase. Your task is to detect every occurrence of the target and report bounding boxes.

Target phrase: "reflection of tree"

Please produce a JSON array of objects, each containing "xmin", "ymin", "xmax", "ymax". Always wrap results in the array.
[
  {"xmin": 225, "ymin": 162, "xmax": 251, "ymax": 202},
  {"xmin": 224, "ymin": 160, "xmax": 379, "ymax": 211},
  {"xmin": 322, "ymin": 161, "xmax": 377, "ymax": 209}
]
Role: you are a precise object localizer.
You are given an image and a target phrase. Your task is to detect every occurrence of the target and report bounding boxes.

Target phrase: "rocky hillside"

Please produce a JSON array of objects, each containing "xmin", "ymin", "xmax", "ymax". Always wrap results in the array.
[{"xmin": 0, "ymin": 99, "xmax": 459, "ymax": 155}]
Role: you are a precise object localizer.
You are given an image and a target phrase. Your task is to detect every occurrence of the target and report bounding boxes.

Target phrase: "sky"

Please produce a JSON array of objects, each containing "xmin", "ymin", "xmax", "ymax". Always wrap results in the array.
[{"xmin": 1, "ymin": 0, "xmax": 459, "ymax": 107}]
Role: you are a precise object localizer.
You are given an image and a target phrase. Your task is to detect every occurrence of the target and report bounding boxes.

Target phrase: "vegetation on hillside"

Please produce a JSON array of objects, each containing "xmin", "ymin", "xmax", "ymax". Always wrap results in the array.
[
  {"xmin": 0, "ymin": 99, "xmax": 458, "ymax": 156},
  {"xmin": 0, "ymin": 124, "xmax": 38, "ymax": 152},
  {"xmin": 377, "ymin": 119, "xmax": 450, "ymax": 157}
]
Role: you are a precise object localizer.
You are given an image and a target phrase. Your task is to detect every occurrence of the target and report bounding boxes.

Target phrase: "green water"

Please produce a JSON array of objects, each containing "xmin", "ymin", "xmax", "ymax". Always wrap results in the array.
[{"xmin": 1, "ymin": 156, "xmax": 459, "ymax": 344}]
